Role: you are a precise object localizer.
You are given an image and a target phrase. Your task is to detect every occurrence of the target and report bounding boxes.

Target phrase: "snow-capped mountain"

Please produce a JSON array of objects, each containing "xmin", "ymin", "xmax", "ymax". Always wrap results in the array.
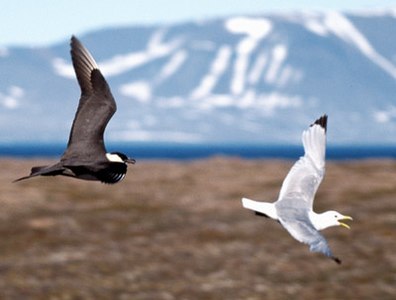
[{"xmin": 1, "ymin": 10, "xmax": 396, "ymax": 145}]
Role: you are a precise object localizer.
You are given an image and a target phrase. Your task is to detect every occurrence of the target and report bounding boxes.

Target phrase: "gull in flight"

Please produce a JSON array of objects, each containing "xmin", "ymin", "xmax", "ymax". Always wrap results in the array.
[{"xmin": 242, "ymin": 115, "xmax": 352, "ymax": 264}]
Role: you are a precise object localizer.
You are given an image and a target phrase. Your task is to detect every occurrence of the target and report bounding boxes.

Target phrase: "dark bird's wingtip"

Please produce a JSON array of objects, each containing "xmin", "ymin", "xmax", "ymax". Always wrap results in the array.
[
  {"xmin": 70, "ymin": 35, "xmax": 82, "ymax": 48},
  {"xmin": 311, "ymin": 114, "xmax": 328, "ymax": 132}
]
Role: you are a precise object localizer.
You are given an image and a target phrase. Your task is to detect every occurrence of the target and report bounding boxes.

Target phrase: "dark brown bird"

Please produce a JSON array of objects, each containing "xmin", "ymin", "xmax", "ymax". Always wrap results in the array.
[{"xmin": 15, "ymin": 36, "xmax": 135, "ymax": 184}]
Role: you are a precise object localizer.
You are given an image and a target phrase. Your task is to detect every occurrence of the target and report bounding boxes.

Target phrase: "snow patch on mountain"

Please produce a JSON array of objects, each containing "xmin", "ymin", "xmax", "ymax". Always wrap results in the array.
[
  {"xmin": 265, "ymin": 45, "xmax": 288, "ymax": 85},
  {"xmin": 190, "ymin": 45, "xmax": 232, "ymax": 100},
  {"xmin": 225, "ymin": 17, "xmax": 272, "ymax": 95},
  {"xmin": 301, "ymin": 11, "xmax": 396, "ymax": 79},
  {"xmin": 248, "ymin": 51, "xmax": 268, "ymax": 85},
  {"xmin": 193, "ymin": 91, "xmax": 301, "ymax": 115},
  {"xmin": 54, "ymin": 29, "xmax": 183, "ymax": 78},
  {"xmin": 0, "ymin": 86, "xmax": 24, "ymax": 109},
  {"xmin": 101, "ymin": 29, "xmax": 183, "ymax": 76},
  {"xmin": 120, "ymin": 81, "xmax": 152, "ymax": 103},
  {"xmin": 374, "ymin": 107, "xmax": 396, "ymax": 123},
  {"xmin": 156, "ymin": 49, "xmax": 188, "ymax": 83},
  {"xmin": 241, "ymin": 91, "xmax": 302, "ymax": 114},
  {"xmin": 224, "ymin": 17, "xmax": 273, "ymax": 39}
]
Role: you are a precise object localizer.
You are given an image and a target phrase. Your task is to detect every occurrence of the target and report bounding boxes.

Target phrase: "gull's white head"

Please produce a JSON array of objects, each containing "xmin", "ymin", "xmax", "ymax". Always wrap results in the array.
[{"xmin": 311, "ymin": 210, "xmax": 353, "ymax": 231}]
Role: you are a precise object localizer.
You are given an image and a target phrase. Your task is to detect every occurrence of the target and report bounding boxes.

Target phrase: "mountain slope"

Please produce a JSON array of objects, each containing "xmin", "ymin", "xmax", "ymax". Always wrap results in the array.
[{"xmin": 1, "ymin": 10, "xmax": 396, "ymax": 144}]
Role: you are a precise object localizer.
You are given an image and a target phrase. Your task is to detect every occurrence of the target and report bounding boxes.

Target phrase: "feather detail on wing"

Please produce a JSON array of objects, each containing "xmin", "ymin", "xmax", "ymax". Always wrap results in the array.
[
  {"xmin": 277, "ymin": 213, "xmax": 336, "ymax": 260},
  {"xmin": 70, "ymin": 35, "xmax": 98, "ymax": 96},
  {"xmin": 277, "ymin": 115, "xmax": 327, "ymax": 209},
  {"xmin": 62, "ymin": 36, "xmax": 116, "ymax": 162}
]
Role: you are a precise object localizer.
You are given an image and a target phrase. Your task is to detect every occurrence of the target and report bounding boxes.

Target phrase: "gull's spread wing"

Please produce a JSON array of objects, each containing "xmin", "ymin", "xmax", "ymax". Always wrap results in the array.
[{"xmin": 277, "ymin": 115, "xmax": 327, "ymax": 209}]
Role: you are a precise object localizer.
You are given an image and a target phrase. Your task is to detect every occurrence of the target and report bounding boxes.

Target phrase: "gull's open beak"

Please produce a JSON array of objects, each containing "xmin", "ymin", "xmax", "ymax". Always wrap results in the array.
[
  {"xmin": 338, "ymin": 215, "xmax": 353, "ymax": 229},
  {"xmin": 127, "ymin": 158, "xmax": 136, "ymax": 164}
]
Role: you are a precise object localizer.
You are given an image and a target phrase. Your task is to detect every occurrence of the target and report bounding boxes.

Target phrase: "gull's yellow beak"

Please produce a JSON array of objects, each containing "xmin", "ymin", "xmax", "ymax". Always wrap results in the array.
[{"xmin": 338, "ymin": 215, "xmax": 353, "ymax": 229}]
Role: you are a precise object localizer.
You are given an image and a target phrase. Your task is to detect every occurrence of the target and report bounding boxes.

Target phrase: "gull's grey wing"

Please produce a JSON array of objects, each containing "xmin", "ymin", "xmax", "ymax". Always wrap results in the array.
[
  {"xmin": 62, "ymin": 36, "xmax": 116, "ymax": 162},
  {"xmin": 277, "ymin": 115, "xmax": 327, "ymax": 209},
  {"xmin": 275, "ymin": 202, "xmax": 340, "ymax": 263}
]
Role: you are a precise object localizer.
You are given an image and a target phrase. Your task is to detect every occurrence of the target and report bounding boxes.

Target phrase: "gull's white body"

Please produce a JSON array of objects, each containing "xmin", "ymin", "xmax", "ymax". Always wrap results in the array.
[
  {"xmin": 241, "ymin": 199, "xmax": 346, "ymax": 231},
  {"xmin": 242, "ymin": 115, "xmax": 352, "ymax": 263}
]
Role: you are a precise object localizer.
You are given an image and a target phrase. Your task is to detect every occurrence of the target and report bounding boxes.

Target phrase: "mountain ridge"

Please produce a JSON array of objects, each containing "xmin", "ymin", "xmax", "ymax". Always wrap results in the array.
[{"xmin": 1, "ymin": 10, "xmax": 396, "ymax": 144}]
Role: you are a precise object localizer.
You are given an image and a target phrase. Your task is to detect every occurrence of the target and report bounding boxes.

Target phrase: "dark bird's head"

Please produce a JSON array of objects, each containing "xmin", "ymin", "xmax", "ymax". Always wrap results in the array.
[{"xmin": 106, "ymin": 152, "xmax": 136, "ymax": 164}]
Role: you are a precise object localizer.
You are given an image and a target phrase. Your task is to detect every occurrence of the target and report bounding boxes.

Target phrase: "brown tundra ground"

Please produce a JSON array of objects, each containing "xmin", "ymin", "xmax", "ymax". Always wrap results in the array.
[{"xmin": 0, "ymin": 158, "xmax": 395, "ymax": 300}]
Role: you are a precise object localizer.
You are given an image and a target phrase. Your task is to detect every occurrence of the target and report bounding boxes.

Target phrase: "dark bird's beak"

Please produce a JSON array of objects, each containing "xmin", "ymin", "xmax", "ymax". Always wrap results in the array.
[{"xmin": 127, "ymin": 158, "xmax": 136, "ymax": 164}]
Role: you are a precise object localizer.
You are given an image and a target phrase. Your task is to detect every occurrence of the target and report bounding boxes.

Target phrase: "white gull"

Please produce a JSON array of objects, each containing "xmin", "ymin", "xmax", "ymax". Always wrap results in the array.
[{"xmin": 242, "ymin": 115, "xmax": 352, "ymax": 264}]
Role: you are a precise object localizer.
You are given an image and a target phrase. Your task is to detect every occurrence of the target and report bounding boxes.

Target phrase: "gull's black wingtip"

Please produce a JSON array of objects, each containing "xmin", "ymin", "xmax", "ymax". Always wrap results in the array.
[
  {"xmin": 311, "ymin": 114, "xmax": 328, "ymax": 132},
  {"xmin": 332, "ymin": 256, "xmax": 342, "ymax": 265}
]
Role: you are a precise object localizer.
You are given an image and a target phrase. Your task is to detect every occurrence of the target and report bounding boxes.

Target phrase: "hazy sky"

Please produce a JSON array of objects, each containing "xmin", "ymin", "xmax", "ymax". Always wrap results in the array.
[{"xmin": 1, "ymin": 0, "xmax": 395, "ymax": 46}]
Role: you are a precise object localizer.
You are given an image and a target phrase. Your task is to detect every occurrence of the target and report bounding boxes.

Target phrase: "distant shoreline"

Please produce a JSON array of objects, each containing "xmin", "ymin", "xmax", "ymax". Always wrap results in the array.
[{"xmin": 1, "ymin": 142, "xmax": 395, "ymax": 160}]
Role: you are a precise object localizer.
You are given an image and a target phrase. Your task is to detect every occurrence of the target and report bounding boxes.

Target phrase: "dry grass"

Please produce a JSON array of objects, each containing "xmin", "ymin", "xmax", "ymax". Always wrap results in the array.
[{"xmin": 0, "ymin": 158, "xmax": 395, "ymax": 299}]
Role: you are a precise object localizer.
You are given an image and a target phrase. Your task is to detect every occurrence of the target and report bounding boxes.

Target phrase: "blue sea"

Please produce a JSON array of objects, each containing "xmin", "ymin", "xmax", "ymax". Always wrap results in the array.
[{"xmin": 0, "ymin": 142, "xmax": 395, "ymax": 160}]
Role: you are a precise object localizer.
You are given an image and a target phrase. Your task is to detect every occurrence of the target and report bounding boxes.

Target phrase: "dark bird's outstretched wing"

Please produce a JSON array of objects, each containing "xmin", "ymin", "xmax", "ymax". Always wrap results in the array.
[{"xmin": 61, "ymin": 36, "xmax": 116, "ymax": 163}]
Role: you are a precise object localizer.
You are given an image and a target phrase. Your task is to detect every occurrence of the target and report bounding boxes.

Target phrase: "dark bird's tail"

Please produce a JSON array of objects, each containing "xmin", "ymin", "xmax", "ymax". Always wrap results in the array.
[{"xmin": 13, "ymin": 164, "xmax": 65, "ymax": 182}]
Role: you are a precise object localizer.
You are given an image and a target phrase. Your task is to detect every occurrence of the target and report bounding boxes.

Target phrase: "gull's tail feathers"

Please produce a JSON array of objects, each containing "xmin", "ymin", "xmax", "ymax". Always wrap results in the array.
[{"xmin": 241, "ymin": 197, "xmax": 278, "ymax": 220}]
